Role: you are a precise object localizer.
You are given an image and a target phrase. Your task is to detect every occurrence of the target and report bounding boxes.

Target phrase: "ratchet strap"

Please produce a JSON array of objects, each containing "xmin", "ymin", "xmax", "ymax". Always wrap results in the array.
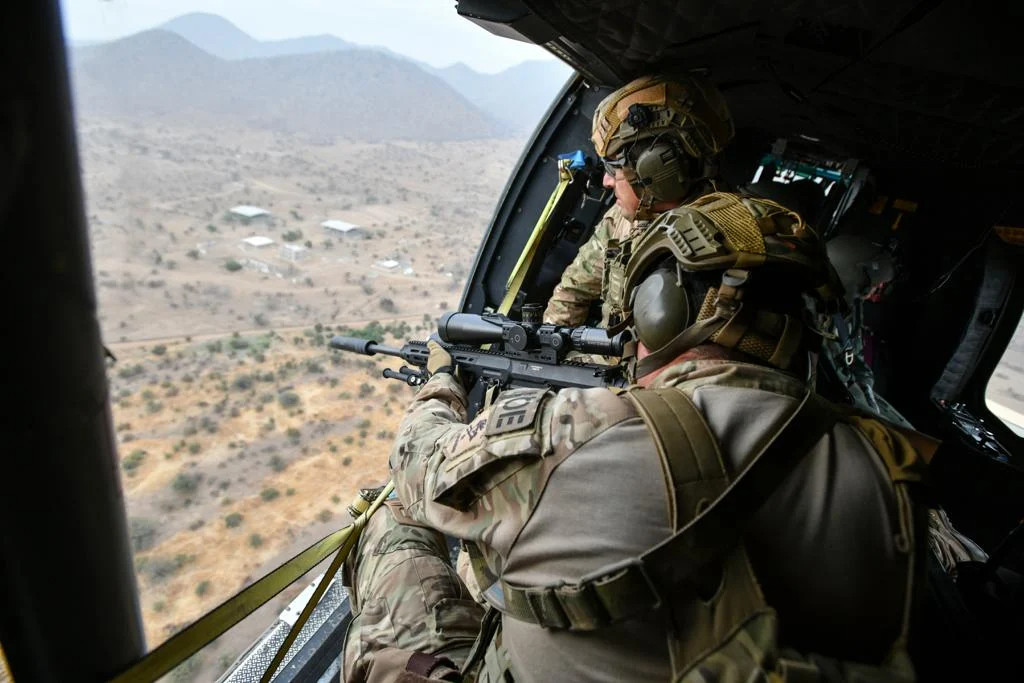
[
  {"xmin": 109, "ymin": 481, "xmax": 394, "ymax": 683},
  {"xmin": 498, "ymin": 157, "xmax": 580, "ymax": 314}
]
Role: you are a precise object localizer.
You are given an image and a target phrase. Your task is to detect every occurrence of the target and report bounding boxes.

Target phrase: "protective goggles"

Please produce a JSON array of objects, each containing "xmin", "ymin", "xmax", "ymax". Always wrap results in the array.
[{"xmin": 601, "ymin": 155, "xmax": 633, "ymax": 178}]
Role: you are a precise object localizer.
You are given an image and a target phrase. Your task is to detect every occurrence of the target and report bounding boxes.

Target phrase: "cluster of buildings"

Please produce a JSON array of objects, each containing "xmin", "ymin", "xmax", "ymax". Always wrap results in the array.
[
  {"xmin": 223, "ymin": 206, "xmax": 409, "ymax": 275},
  {"xmin": 231, "ymin": 206, "xmax": 367, "ymax": 263}
]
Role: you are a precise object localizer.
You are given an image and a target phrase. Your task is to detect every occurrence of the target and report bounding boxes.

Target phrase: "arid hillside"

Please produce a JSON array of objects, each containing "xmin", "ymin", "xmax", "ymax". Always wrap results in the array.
[{"xmin": 71, "ymin": 30, "xmax": 505, "ymax": 141}]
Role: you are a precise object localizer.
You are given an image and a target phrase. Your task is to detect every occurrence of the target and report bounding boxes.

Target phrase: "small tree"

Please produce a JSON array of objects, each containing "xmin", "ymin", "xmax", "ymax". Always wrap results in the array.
[
  {"xmin": 128, "ymin": 517, "xmax": 157, "ymax": 552},
  {"xmin": 172, "ymin": 472, "xmax": 201, "ymax": 494},
  {"xmin": 225, "ymin": 259, "xmax": 243, "ymax": 272},
  {"xmin": 123, "ymin": 449, "xmax": 146, "ymax": 475}
]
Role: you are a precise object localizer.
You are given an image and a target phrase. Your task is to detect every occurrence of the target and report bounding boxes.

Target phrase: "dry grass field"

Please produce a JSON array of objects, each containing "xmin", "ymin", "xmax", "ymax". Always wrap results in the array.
[
  {"xmin": 80, "ymin": 118, "xmax": 522, "ymax": 341},
  {"xmin": 78, "ymin": 117, "xmax": 525, "ymax": 672},
  {"xmin": 108, "ymin": 325, "xmax": 417, "ymax": 673}
]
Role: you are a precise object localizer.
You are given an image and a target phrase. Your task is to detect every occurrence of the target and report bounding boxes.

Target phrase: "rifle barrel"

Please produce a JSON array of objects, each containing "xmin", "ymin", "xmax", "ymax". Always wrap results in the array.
[{"xmin": 328, "ymin": 336, "xmax": 402, "ymax": 357}]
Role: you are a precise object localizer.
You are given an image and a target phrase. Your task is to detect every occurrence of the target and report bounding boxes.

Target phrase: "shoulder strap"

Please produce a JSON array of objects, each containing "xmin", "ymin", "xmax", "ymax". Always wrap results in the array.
[
  {"xmin": 501, "ymin": 389, "xmax": 837, "ymax": 631},
  {"xmin": 624, "ymin": 387, "xmax": 727, "ymax": 530}
]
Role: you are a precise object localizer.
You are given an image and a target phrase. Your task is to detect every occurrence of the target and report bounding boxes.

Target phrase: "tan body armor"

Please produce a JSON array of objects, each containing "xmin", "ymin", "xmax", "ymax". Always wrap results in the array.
[{"xmin": 602, "ymin": 191, "xmax": 814, "ymax": 332}]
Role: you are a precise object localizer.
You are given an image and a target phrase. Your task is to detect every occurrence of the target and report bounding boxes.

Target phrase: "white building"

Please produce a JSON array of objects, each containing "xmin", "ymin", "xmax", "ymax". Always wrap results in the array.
[
  {"xmin": 230, "ymin": 205, "xmax": 272, "ymax": 223},
  {"xmin": 242, "ymin": 236, "xmax": 274, "ymax": 248},
  {"xmin": 375, "ymin": 259, "xmax": 400, "ymax": 271},
  {"xmin": 321, "ymin": 219, "xmax": 364, "ymax": 237},
  {"xmin": 280, "ymin": 243, "xmax": 309, "ymax": 262}
]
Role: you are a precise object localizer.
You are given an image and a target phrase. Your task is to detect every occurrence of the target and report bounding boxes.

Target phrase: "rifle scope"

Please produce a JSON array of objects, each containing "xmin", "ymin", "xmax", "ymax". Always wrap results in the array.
[{"xmin": 438, "ymin": 312, "xmax": 626, "ymax": 357}]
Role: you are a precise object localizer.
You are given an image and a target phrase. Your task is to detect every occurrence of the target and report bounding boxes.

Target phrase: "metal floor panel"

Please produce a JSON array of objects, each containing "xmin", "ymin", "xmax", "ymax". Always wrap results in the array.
[{"xmin": 218, "ymin": 575, "xmax": 351, "ymax": 683}]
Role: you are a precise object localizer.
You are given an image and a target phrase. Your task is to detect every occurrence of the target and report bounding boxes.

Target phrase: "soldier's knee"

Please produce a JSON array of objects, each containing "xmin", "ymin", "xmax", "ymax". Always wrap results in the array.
[
  {"xmin": 346, "ymin": 500, "xmax": 460, "ymax": 610},
  {"xmin": 352, "ymin": 500, "xmax": 446, "ymax": 568}
]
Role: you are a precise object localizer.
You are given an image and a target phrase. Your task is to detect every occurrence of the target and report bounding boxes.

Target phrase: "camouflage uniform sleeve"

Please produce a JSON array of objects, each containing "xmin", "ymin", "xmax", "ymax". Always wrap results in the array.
[
  {"xmin": 390, "ymin": 382, "xmax": 637, "ymax": 562},
  {"xmin": 389, "ymin": 371, "xmax": 469, "ymax": 507},
  {"xmin": 389, "ymin": 380, "xmax": 560, "ymax": 554},
  {"xmin": 542, "ymin": 207, "xmax": 619, "ymax": 326}
]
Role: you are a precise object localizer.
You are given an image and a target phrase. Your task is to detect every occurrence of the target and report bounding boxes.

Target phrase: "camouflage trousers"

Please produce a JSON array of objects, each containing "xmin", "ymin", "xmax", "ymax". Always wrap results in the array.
[{"xmin": 342, "ymin": 497, "xmax": 485, "ymax": 682}]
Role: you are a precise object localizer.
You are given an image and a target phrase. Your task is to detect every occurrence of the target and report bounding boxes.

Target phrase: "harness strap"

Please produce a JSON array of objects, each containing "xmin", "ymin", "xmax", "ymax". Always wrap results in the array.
[
  {"xmin": 501, "ymin": 389, "xmax": 837, "ymax": 631},
  {"xmin": 625, "ymin": 387, "xmax": 724, "ymax": 530}
]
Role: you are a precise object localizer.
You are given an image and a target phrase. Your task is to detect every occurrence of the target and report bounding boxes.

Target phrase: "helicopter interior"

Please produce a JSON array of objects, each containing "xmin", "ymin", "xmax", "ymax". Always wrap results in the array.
[
  {"xmin": 2, "ymin": 0, "xmax": 1023, "ymax": 681},
  {"xmin": 454, "ymin": 0, "xmax": 1024, "ymax": 678}
]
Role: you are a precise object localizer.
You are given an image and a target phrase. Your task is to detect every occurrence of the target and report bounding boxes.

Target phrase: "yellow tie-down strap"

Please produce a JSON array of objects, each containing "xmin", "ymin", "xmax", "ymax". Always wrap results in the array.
[
  {"xmin": 109, "ymin": 481, "xmax": 395, "ymax": 683},
  {"xmin": 498, "ymin": 158, "xmax": 576, "ymax": 314}
]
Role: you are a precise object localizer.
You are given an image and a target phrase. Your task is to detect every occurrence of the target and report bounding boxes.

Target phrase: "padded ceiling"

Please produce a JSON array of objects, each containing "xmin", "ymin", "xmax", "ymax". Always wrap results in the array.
[{"xmin": 456, "ymin": 0, "xmax": 1024, "ymax": 171}]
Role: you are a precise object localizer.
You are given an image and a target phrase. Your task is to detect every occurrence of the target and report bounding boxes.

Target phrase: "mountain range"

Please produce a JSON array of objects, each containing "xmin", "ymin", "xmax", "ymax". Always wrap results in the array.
[
  {"xmin": 69, "ymin": 13, "xmax": 573, "ymax": 140},
  {"xmin": 159, "ymin": 13, "xmax": 355, "ymax": 60}
]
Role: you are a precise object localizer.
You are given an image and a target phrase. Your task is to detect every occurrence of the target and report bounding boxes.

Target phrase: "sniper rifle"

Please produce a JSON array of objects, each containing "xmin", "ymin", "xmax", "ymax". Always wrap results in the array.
[{"xmin": 329, "ymin": 307, "xmax": 627, "ymax": 398}]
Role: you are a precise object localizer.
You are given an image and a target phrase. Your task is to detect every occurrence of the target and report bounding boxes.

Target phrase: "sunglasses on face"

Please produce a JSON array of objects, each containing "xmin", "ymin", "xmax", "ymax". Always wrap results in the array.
[{"xmin": 601, "ymin": 155, "xmax": 628, "ymax": 177}]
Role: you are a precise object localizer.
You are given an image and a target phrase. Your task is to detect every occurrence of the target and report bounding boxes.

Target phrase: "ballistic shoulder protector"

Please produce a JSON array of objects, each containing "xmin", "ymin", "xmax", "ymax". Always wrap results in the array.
[{"xmin": 620, "ymin": 193, "xmax": 841, "ymax": 377}]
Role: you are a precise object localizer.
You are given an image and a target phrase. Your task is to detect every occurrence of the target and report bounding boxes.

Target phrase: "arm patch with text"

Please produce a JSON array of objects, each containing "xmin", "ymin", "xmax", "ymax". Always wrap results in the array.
[{"xmin": 485, "ymin": 388, "xmax": 548, "ymax": 436}]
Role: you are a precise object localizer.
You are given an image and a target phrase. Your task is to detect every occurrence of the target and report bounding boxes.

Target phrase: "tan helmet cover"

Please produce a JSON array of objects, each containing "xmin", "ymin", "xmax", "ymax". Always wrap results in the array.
[{"xmin": 591, "ymin": 74, "xmax": 734, "ymax": 162}]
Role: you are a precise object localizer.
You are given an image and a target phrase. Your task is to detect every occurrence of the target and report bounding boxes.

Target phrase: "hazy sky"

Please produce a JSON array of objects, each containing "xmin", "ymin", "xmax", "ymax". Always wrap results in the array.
[{"xmin": 60, "ymin": 0, "xmax": 556, "ymax": 73}]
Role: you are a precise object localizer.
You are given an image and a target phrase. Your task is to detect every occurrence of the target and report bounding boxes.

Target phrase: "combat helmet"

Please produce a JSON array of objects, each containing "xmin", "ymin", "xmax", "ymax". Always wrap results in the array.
[
  {"xmin": 616, "ymin": 192, "xmax": 842, "ymax": 378},
  {"xmin": 592, "ymin": 74, "xmax": 734, "ymax": 211}
]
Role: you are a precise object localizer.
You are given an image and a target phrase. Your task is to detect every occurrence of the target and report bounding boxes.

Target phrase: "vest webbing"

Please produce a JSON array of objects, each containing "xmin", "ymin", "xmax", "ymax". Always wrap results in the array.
[{"xmin": 500, "ymin": 387, "xmax": 837, "ymax": 631}]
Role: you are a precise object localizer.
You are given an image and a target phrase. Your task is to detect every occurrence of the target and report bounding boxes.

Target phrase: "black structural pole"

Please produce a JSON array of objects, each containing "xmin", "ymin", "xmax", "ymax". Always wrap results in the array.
[{"xmin": 0, "ymin": 2, "xmax": 146, "ymax": 681}]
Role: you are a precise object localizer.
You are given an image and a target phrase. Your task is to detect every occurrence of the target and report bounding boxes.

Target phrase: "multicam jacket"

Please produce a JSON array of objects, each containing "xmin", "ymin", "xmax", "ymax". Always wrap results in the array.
[
  {"xmin": 388, "ymin": 360, "xmax": 930, "ymax": 682},
  {"xmin": 542, "ymin": 203, "xmax": 636, "ymax": 326}
]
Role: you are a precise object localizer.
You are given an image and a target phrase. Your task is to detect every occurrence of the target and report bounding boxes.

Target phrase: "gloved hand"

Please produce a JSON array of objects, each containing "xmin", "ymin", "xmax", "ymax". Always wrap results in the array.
[{"xmin": 426, "ymin": 339, "xmax": 455, "ymax": 376}]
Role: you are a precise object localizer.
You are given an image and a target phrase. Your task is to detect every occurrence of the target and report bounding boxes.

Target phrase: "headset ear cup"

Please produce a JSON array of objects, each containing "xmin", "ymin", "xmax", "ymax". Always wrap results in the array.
[
  {"xmin": 633, "ymin": 269, "xmax": 692, "ymax": 351},
  {"xmin": 632, "ymin": 140, "xmax": 691, "ymax": 203}
]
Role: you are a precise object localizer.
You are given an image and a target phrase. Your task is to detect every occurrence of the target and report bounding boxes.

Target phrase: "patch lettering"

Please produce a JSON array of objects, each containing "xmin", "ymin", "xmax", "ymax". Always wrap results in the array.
[
  {"xmin": 485, "ymin": 390, "xmax": 546, "ymax": 436},
  {"xmin": 444, "ymin": 415, "xmax": 489, "ymax": 469}
]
